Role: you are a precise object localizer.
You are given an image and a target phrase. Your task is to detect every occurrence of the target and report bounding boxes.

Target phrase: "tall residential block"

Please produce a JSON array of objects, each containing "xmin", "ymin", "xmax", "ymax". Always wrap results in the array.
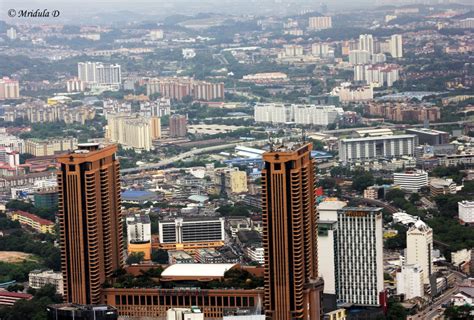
[
  {"xmin": 309, "ymin": 16, "xmax": 332, "ymax": 30},
  {"xmin": 390, "ymin": 34, "xmax": 403, "ymax": 58},
  {"xmin": 0, "ymin": 77, "xmax": 20, "ymax": 100},
  {"xmin": 359, "ymin": 34, "xmax": 374, "ymax": 54},
  {"xmin": 406, "ymin": 220, "xmax": 433, "ymax": 285},
  {"xmin": 336, "ymin": 207, "xmax": 384, "ymax": 306},
  {"xmin": 261, "ymin": 143, "xmax": 323, "ymax": 319},
  {"xmin": 169, "ymin": 114, "xmax": 187, "ymax": 138},
  {"xmin": 56, "ymin": 144, "xmax": 123, "ymax": 304}
]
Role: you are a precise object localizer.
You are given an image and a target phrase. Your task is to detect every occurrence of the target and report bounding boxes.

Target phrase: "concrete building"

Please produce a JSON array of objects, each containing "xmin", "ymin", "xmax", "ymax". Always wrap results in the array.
[
  {"xmin": 406, "ymin": 220, "xmax": 433, "ymax": 285},
  {"xmin": 261, "ymin": 143, "xmax": 323, "ymax": 318},
  {"xmin": 6, "ymin": 27, "xmax": 17, "ymax": 40},
  {"xmin": 29, "ymin": 270, "xmax": 64, "ymax": 295},
  {"xmin": 228, "ymin": 171, "xmax": 248, "ymax": 194},
  {"xmin": 0, "ymin": 77, "xmax": 20, "ymax": 100},
  {"xmin": 393, "ymin": 170, "xmax": 428, "ymax": 193},
  {"xmin": 308, "ymin": 16, "xmax": 332, "ymax": 30},
  {"xmin": 158, "ymin": 217, "xmax": 225, "ymax": 250},
  {"xmin": 25, "ymin": 137, "xmax": 78, "ymax": 157},
  {"xmin": 405, "ymin": 128, "xmax": 449, "ymax": 146},
  {"xmin": 126, "ymin": 213, "xmax": 151, "ymax": 244},
  {"xmin": 107, "ymin": 114, "xmax": 161, "ymax": 151},
  {"xmin": 254, "ymin": 103, "xmax": 341, "ymax": 126},
  {"xmin": 396, "ymin": 265, "xmax": 424, "ymax": 299},
  {"xmin": 390, "ymin": 34, "xmax": 403, "ymax": 58},
  {"xmin": 330, "ymin": 83, "xmax": 373, "ymax": 102},
  {"xmin": 348, "ymin": 50, "xmax": 371, "ymax": 65},
  {"xmin": 11, "ymin": 210, "xmax": 55, "ymax": 234},
  {"xmin": 336, "ymin": 207, "xmax": 384, "ymax": 306},
  {"xmin": 429, "ymin": 178, "xmax": 456, "ymax": 196},
  {"xmin": 312, "ymin": 43, "xmax": 330, "ymax": 57},
  {"xmin": 458, "ymin": 201, "xmax": 474, "ymax": 225},
  {"xmin": 56, "ymin": 144, "xmax": 123, "ymax": 305},
  {"xmin": 78, "ymin": 62, "xmax": 121, "ymax": 85},
  {"xmin": 359, "ymin": 34, "xmax": 374, "ymax": 54},
  {"xmin": 46, "ymin": 304, "xmax": 118, "ymax": 320},
  {"xmin": 170, "ymin": 114, "xmax": 187, "ymax": 138},
  {"xmin": 66, "ymin": 78, "xmax": 85, "ymax": 92},
  {"xmin": 339, "ymin": 134, "xmax": 417, "ymax": 164},
  {"xmin": 149, "ymin": 29, "xmax": 164, "ymax": 40}
]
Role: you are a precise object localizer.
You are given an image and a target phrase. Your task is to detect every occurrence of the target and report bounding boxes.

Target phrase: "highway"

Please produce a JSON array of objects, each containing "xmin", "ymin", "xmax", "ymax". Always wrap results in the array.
[
  {"xmin": 121, "ymin": 138, "xmax": 271, "ymax": 174},
  {"xmin": 322, "ymin": 120, "xmax": 470, "ymax": 135}
]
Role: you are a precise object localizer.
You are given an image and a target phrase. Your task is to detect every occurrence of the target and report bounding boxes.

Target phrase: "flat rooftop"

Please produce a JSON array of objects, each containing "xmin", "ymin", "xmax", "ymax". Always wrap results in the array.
[{"xmin": 161, "ymin": 263, "xmax": 237, "ymax": 278}]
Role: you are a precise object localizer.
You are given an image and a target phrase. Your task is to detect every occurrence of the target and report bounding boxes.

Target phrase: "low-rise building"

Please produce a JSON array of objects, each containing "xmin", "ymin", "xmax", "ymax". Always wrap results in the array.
[
  {"xmin": 459, "ymin": 201, "xmax": 474, "ymax": 225},
  {"xmin": 10, "ymin": 210, "xmax": 55, "ymax": 234},
  {"xmin": 0, "ymin": 290, "xmax": 32, "ymax": 306},
  {"xmin": 28, "ymin": 269, "xmax": 64, "ymax": 295},
  {"xmin": 429, "ymin": 178, "xmax": 456, "ymax": 196},
  {"xmin": 393, "ymin": 170, "xmax": 428, "ymax": 193}
]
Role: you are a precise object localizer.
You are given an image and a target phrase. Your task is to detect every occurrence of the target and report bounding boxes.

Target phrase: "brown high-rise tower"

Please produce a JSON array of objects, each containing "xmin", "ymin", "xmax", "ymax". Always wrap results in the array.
[
  {"xmin": 57, "ymin": 144, "xmax": 123, "ymax": 305},
  {"xmin": 261, "ymin": 143, "xmax": 324, "ymax": 320}
]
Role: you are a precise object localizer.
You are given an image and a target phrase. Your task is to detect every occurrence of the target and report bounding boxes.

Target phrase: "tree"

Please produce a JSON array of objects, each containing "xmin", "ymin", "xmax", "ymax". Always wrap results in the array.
[
  {"xmin": 385, "ymin": 189, "xmax": 406, "ymax": 202},
  {"xmin": 444, "ymin": 305, "xmax": 473, "ymax": 319},
  {"xmin": 352, "ymin": 171, "xmax": 374, "ymax": 192},
  {"xmin": 126, "ymin": 252, "xmax": 145, "ymax": 265},
  {"xmin": 151, "ymin": 249, "xmax": 169, "ymax": 264}
]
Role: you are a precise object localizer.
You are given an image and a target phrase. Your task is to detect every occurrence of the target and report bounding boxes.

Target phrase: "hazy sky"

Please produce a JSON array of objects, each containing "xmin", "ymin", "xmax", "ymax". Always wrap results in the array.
[{"xmin": 2, "ymin": 0, "xmax": 378, "ymax": 21}]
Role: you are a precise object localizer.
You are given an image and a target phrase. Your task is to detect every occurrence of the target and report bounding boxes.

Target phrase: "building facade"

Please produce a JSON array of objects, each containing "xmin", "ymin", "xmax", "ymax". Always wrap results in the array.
[
  {"xmin": 56, "ymin": 144, "xmax": 123, "ymax": 304},
  {"xmin": 158, "ymin": 217, "xmax": 225, "ymax": 250},
  {"xmin": 393, "ymin": 170, "xmax": 428, "ymax": 193},
  {"xmin": 261, "ymin": 143, "xmax": 323, "ymax": 319},
  {"xmin": 458, "ymin": 201, "xmax": 474, "ymax": 224},
  {"xmin": 339, "ymin": 134, "xmax": 417, "ymax": 164},
  {"xmin": 29, "ymin": 270, "xmax": 64, "ymax": 295},
  {"xmin": 25, "ymin": 137, "xmax": 78, "ymax": 157},
  {"xmin": 169, "ymin": 114, "xmax": 188, "ymax": 138},
  {"xmin": 396, "ymin": 265, "xmax": 424, "ymax": 299},
  {"xmin": 336, "ymin": 207, "xmax": 384, "ymax": 306},
  {"xmin": 406, "ymin": 220, "xmax": 433, "ymax": 285}
]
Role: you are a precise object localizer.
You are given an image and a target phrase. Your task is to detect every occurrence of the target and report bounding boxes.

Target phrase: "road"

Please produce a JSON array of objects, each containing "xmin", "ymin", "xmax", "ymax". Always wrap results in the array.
[
  {"xmin": 410, "ymin": 270, "xmax": 467, "ymax": 319},
  {"xmin": 121, "ymin": 138, "xmax": 272, "ymax": 174},
  {"xmin": 322, "ymin": 120, "xmax": 470, "ymax": 135}
]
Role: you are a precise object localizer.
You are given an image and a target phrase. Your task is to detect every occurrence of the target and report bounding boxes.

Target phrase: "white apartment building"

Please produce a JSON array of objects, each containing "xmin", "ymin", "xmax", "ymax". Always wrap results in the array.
[
  {"xmin": 78, "ymin": 62, "xmax": 121, "ymax": 85},
  {"xmin": 393, "ymin": 170, "xmax": 428, "ymax": 192},
  {"xmin": 336, "ymin": 207, "xmax": 384, "ymax": 306},
  {"xmin": 29, "ymin": 270, "xmax": 64, "ymax": 295},
  {"xmin": 317, "ymin": 200, "xmax": 347, "ymax": 296},
  {"xmin": 406, "ymin": 220, "xmax": 433, "ymax": 285},
  {"xmin": 396, "ymin": 264, "xmax": 424, "ymax": 299},
  {"xmin": 254, "ymin": 103, "xmax": 341, "ymax": 126},
  {"xmin": 349, "ymin": 50, "xmax": 371, "ymax": 65},
  {"xmin": 126, "ymin": 213, "xmax": 151, "ymax": 244},
  {"xmin": 338, "ymin": 134, "xmax": 417, "ymax": 164},
  {"xmin": 6, "ymin": 27, "xmax": 17, "ymax": 40},
  {"xmin": 106, "ymin": 114, "xmax": 160, "ymax": 151},
  {"xmin": 245, "ymin": 246, "xmax": 264, "ymax": 265},
  {"xmin": 359, "ymin": 34, "xmax": 374, "ymax": 54},
  {"xmin": 390, "ymin": 34, "xmax": 403, "ymax": 58},
  {"xmin": 293, "ymin": 105, "xmax": 340, "ymax": 126},
  {"xmin": 66, "ymin": 78, "xmax": 85, "ymax": 92},
  {"xmin": 458, "ymin": 201, "xmax": 474, "ymax": 224},
  {"xmin": 312, "ymin": 43, "xmax": 330, "ymax": 57},
  {"xmin": 308, "ymin": 16, "xmax": 332, "ymax": 30}
]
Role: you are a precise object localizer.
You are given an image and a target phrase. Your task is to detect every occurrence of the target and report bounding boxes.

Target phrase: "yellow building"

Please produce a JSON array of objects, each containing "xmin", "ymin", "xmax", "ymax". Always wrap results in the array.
[
  {"xmin": 25, "ymin": 137, "xmax": 78, "ymax": 156},
  {"xmin": 106, "ymin": 114, "xmax": 160, "ymax": 151},
  {"xmin": 11, "ymin": 210, "xmax": 55, "ymax": 234},
  {"xmin": 229, "ymin": 171, "xmax": 248, "ymax": 193}
]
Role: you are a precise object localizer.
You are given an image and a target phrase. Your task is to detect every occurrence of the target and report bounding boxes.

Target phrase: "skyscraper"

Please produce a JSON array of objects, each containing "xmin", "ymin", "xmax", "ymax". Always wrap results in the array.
[
  {"xmin": 261, "ymin": 143, "xmax": 323, "ymax": 320},
  {"xmin": 169, "ymin": 114, "xmax": 187, "ymax": 138},
  {"xmin": 406, "ymin": 220, "xmax": 433, "ymax": 285},
  {"xmin": 56, "ymin": 144, "xmax": 123, "ymax": 305},
  {"xmin": 390, "ymin": 34, "xmax": 403, "ymax": 58},
  {"xmin": 359, "ymin": 34, "xmax": 374, "ymax": 54},
  {"xmin": 336, "ymin": 207, "xmax": 384, "ymax": 306}
]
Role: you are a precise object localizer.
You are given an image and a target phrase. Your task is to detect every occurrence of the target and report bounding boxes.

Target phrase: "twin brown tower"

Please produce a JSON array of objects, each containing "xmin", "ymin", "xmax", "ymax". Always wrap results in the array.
[{"xmin": 57, "ymin": 143, "xmax": 324, "ymax": 319}]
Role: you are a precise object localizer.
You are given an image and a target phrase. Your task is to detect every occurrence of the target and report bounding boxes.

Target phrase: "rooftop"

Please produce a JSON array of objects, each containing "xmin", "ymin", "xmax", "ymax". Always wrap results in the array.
[
  {"xmin": 13, "ymin": 210, "xmax": 54, "ymax": 226},
  {"xmin": 161, "ymin": 263, "xmax": 237, "ymax": 278}
]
